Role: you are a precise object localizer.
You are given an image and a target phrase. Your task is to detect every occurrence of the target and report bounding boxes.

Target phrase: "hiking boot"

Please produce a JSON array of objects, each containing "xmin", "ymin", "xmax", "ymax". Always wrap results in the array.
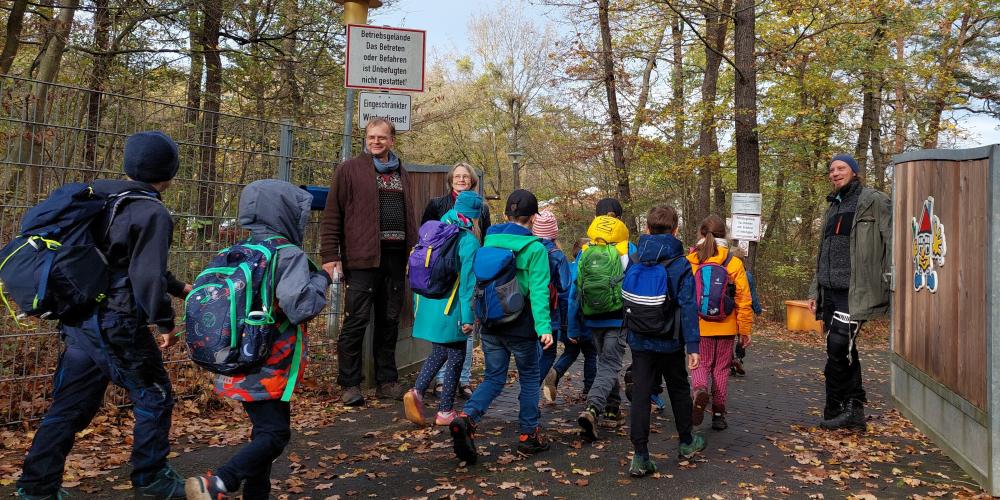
[
  {"xmin": 650, "ymin": 393, "xmax": 666, "ymax": 413},
  {"xmin": 691, "ymin": 389, "xmax": 709, "ymax": 426},
  {"xmin": 577, "ymin": 405, "xmax": 599, "ymax": 441},
  {"xmin": 600, "ymin": 407, "xmax": 623, "ymax": 429},
  {"xmin": 457, "ymin": 385, "xmax": 473, "ymax": 400},
  {"xmin": 341, "ymin": 385, "xmax": 364, "ymax": 406},
  {"xmin": 629, "ymin": 454, "xmax": 657, "ymax": 478},
  {"xmin": 435, "ymin": 410, "xmax": 458, "ymax": 426},
  {"xmin": 678, "ymin": 434, "xmax": 706, "ymax": 460},
  {"xmin": 402, "ymin": 389, "xmax": 425, "ymax": 426},
  {"xmin": 15, "ymin": 489, "xmax": 69, "ymax": 500},
  {"xmin": 711, "ymin": 412, "xmax": 728, "ymax": 430},
  {"xmin": 377, "ymin": 381, "xmax": 406, "ymax": 400},
  {"xmin": 542, "ymin": 368, "xmax": 559, "ymax": 402},
  {"xmin": 517, "ymin": 428, "xmax": 551, "ymax": 455},
  {"xmin": 821, "ymin": 400, "xmax": 866, "ymax": 431},
  {"xmin": 449, "ymin": 413, "xmax": 478, "ymax": 465},
  {"xmin": 822, "ymin": 400, "xmax": 842, "ymax": 421},
  {"xmin": 184, "ymin": 473, "xmax": 228, "ymax": 500},
  {"xmin": 134, "ymin": 465, "xmax": 185, "ymax": 499}
]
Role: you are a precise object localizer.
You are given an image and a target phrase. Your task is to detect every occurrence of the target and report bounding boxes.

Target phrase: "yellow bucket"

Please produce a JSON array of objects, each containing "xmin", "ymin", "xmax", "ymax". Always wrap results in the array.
[{"xmin": 784, "ymin": 300, "xmax": 824, "ymax": 333}]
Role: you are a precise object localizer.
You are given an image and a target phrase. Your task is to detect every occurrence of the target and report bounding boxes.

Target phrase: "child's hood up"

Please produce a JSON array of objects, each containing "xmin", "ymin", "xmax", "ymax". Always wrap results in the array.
[{"xmin": 238, "ymin": 179, "xmax": 312, "ymax": 245}]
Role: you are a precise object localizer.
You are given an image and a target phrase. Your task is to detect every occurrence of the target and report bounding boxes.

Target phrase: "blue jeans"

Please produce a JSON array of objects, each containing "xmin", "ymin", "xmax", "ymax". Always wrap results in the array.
[
  {"xmin": 539, "ymin": 342, "xmax": 557, "ymax": 383},
  {"xmin": 216, "ymin": 400, "xmax": 291, "ymax": 500},
  {"xmin": 463, "ymin": 334, "xmax": 541, "ymax": 435},
  {"xmin": 552, "ymin": 338, "xmax": 598, "ymax": 392},
  {"xmin": 436, "ymin": 335, "xmax": 473, "ymax": 386},
  {"xmin": 17, "ymin": 312, "xmax": 174, "ymax": 495}
]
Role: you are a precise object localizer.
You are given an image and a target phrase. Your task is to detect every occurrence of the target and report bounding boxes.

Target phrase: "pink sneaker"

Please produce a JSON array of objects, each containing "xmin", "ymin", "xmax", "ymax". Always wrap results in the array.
[
  {"xmin": 435, "ymin": 410, "xmax": 458, "ymax": 426},
  {"xmin": 403, "ymin": 389, "xmax": 425, "ymax": 426}
]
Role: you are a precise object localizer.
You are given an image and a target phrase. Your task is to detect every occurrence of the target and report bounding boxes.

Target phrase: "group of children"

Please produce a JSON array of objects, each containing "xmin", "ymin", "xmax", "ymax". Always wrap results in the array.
[{"xmin": 402, "ymin": 188, "xmax": 756, "ymax": 477}]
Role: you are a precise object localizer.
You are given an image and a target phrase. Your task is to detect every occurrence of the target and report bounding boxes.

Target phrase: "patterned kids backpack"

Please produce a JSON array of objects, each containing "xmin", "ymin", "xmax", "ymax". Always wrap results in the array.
[
  {"xmin": 408, "ymin": 220, "xmax": 462, "ymax": 299},
  {"xmin": 622, "ymin": 255, "xmax": 685, "ymax": 338},
  {"xmin": 694, "ymin": 253, "xmax": 736, "ymax": 321},
  {"xmin": 184, "ymin": 237, "xmax": 297, "ymax": 375},
  {"xmin": 576, "ymin": 242, "xmax": 624, "ymax": 316}
]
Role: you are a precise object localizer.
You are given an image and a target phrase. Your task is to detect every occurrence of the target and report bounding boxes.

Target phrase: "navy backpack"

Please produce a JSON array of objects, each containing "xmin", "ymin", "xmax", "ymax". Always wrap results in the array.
[
  {"xmin": 472, "ymin": 246, "xmax": 530, "ymax": 327},
  {"xmin": 621, "ymin": 255, "xmax": 685, "ymax": 338},
  {"xmin": 0, "ymin": 183, "xmax": 158, "ymax": 322}
]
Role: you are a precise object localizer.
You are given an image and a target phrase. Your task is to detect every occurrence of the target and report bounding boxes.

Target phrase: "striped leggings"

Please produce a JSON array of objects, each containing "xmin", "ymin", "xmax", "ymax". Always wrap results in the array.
[{"xmin": 690, "ymin": 336, "xmax": 736, "ymax": 410}]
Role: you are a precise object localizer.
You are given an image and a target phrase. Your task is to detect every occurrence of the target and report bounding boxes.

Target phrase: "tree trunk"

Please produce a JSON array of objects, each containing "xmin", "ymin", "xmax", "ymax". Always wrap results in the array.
[
  {"xmin": 0, "ymin": 0, "xmax": 29, "ymax": 75},
  {"xmin": 197, "ymin": 0, "xmax": 223, "ymax": 239},
  {"xmin": 671, "ymin": 13, "xmax": 684, "ymax": 156},
  {"xmin": 734, "ymin": 0, "xmax": 760, "ymax": 271},
  {"xmin": 185, "ymin": 3, "xmax": 204, "ymax": 132},
  {"xmin": 694, "ymin": 0, "xmax": 732, "ymax": 236},
  {"xmin": 893, "ymin": 33, "xmax": 906, "ymax": 155},
  {"xmin": 597, "ymin": 0, "xmax": 632, "ymax": 229},
  {"xmin": 627, "ymin": 19, "xmax": 667, "ymax": 163},
  {"xmin": 281, "ymin": 0, "xmax": 303, "ymax": 123},
  {"xmin": 84, "ymin": 0, "xmax": 112, "ymax": 177}
]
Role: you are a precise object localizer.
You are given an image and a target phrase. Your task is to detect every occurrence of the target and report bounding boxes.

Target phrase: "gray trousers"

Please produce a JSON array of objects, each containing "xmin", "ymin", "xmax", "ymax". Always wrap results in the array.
[{"xmin": 585, "ymin": 327, "xmax": 626, "ymax": 411}]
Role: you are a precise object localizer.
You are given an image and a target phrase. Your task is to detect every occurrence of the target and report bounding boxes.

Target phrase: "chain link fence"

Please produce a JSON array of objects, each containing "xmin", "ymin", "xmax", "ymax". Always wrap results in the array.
[{"xmin": 0, "ymin": 75, "xmax": 348, "ymax": 425}]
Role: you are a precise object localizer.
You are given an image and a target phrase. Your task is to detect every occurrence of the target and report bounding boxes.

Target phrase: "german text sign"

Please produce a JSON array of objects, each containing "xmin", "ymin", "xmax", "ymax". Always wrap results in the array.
[
  {"xmin": 346, "ymin": 25, "xmax": 426, "ymax": 92},
  {"xmin": 731, "ymin": 192, "xmax": 763, "ymax": 215},
  {"xmin": 358, "ymin": 92, "xmax": 411, "ymax": 132},
  {"xmin": 731, "ymin": 214, "xmax": 762, "ymax": 241}
]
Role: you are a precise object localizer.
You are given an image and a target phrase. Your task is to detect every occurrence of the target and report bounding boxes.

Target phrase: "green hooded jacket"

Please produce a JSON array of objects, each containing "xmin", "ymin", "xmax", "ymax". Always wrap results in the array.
[{"xmin": 482, "ymin": 223, "xmax": 553, "ymax": 337}]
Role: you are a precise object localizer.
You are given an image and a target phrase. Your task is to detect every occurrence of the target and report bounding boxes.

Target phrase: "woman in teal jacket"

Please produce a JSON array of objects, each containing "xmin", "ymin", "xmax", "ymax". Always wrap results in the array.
[{"xmin": 403, "ymin": 191, "xmax": 482, "ymax": 426}]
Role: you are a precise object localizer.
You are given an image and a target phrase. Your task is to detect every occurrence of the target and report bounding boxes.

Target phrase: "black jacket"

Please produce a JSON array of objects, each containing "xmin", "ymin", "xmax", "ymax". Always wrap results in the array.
[
  {"xmin": 91, "ymin": 179, "xmax": 177, "ymax": 333},
  {"xmin": 420, "ymin": 193, "xmax": 491, "ymax": 240}
]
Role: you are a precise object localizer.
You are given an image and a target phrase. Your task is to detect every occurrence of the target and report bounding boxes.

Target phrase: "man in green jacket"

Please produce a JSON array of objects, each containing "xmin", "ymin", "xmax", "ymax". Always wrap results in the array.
[{"xmin": 808, "ymin": 153, "xmax": 891, "ymax": 431}]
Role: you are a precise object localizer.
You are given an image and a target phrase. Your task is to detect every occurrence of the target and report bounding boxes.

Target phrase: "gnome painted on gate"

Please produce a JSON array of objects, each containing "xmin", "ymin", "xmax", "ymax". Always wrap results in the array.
[{"xmin": 911, "ymin": 196, "xmax": 947, "ymax": 293}]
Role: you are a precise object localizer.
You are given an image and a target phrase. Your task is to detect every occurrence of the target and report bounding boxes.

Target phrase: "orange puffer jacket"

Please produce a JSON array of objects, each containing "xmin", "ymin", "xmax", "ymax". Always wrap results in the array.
[{"xmin": 686, "ymin": 246, "xmax": 754, "ymax": 337}]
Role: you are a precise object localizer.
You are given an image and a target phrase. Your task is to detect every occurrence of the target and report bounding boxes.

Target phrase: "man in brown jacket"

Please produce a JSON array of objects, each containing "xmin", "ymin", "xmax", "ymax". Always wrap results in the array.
[{"xmin": 320, "ymin": 118, "xmax": 417, "ymax": 406}]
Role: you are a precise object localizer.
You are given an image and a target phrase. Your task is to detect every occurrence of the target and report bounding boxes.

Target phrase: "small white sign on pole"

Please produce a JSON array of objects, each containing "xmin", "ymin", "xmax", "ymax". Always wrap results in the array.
[
  {"xmin": 346, "ymin": 25, "xmax": 426, "ymax": 92},
  {"xmin": 731, "ymin": 214, "xmax": 762, "ymax": 241},
  {"xmin": 731, "ymin": 192, "xmax": 763, "ymax": 215},
  {"xmin": 358, "ymin": 92, "xmax": 411, "ymax": 132}
]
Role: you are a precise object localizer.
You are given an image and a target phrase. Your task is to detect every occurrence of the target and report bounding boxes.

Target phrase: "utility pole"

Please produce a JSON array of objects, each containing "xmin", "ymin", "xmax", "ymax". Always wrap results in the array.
[
  {"xmin": 508, "ymin": 151, "xmax": 524, "ymax": 190},
  {"xmin": 335, "ymin": 0, "xmax": 382, "ymax": 161}
]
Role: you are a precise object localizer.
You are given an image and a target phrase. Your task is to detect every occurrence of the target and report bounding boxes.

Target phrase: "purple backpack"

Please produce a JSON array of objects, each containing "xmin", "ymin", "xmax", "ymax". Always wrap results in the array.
[
  {"xmin": 408, "ymin": 220, "xmax": 462, "ymax": 299},
  {"xmin": 694, "ymin": 253, "xmax": 736, "ymax": 321}
]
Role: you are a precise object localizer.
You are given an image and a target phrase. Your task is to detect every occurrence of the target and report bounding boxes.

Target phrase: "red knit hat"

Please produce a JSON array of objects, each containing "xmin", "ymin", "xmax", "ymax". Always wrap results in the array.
[{"xmin": 532, "ymin": 210, "xmax": 559, "ymax": 240}]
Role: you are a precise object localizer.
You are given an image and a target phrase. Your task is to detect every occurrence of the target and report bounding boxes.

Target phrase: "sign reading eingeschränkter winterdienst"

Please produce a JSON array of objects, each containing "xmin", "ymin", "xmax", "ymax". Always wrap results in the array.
[
  {"xmin": 358, "ymin": 92, "xmax": 411, "ymax": 131},
  {"xmin": 346, "ymin": 25, "xmax": 426, "ymax": 92}
]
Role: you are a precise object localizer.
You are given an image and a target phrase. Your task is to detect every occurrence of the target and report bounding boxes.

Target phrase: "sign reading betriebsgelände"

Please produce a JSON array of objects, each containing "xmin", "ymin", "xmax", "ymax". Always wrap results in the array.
[
  {"xmin": 358, "ymin": 92, "xmax": 411, "ymax": 131},
  {"xmin": 346, "ymin": 25, "xmax": 426, "ymax": 92}
]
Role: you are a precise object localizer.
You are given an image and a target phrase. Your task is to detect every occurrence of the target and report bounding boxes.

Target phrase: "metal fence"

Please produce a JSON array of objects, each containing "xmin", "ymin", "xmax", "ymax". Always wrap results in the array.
[{"xmin": 0, "ymin": 75, "xmax": 348, "ymax": 425}]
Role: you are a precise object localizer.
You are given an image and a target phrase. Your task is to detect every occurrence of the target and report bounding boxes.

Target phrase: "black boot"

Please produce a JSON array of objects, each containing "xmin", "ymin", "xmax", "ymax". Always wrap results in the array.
[
  {"xmin": 821, "ymin": 400, "xmax": 865, "ymax": 431},
  {"xmin": 822, "ymin": 400, "xmax": 842, "ymax": 421}
]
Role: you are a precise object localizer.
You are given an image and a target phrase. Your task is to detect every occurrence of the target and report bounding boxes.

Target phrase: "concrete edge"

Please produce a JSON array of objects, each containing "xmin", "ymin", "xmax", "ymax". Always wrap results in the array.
[
  {"xmin": 891, "ymin": 353, "xmax": 987, "ymax": 425},
  {"xmin": 892, "ymin": 145, "xmax": 996, "ymax": 165},
  {"xmin": 988, "ymin": 145, "xmax": 1000, "ymax": 492}
]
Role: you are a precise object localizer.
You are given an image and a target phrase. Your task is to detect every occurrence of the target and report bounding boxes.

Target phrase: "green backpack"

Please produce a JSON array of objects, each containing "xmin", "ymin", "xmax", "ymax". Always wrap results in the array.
[{"xmin": 577, "ymin": 243, "xmax": 624, "ymax": 316}]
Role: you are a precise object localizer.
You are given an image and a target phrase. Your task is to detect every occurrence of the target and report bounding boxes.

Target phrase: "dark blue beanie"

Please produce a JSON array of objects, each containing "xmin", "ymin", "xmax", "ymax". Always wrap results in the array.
[
  {"xmin": 830, "ymin": 153, "xmax": 860, "ymax": 174},
  {"xmin": 123, "ymin": 131, "xmax": 179, "ymax": 183}
]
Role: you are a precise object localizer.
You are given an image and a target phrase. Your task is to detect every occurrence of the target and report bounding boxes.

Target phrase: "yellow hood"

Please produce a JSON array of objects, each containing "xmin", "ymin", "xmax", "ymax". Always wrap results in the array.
[{"xmin": 586, "ymin": 216, "xmax": 630, "ymax": 255}]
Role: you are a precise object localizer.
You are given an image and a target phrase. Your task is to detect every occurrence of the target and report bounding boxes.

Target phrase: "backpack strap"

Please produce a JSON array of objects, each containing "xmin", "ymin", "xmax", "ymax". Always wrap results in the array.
[
  {"xmin": 722, "ymin": 251, "xmax": 733, "ymax": 268},
  {"xmin": 443, "ymin": 278, "xmax": 461, "ymax": 316},
  {"xmin": 280, "ymin": 321, "xmax": 305, "ymax": 402},
  {"xmin": 102, "ymin": 190, "xmax": 163, "ymax": 240}
]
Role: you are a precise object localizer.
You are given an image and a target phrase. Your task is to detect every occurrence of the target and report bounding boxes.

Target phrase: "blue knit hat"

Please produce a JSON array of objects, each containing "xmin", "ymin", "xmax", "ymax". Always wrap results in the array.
[
  {"xmin": 123, "ymin": 131, "xmax": 179, "ymax": 183},
  {"xmin": 830, "ymin": 153, "xmax": 860, "ymax": 174},
  {"xmin": 454, "ymin": 191, "xmax": 483, "ymax": 219}
]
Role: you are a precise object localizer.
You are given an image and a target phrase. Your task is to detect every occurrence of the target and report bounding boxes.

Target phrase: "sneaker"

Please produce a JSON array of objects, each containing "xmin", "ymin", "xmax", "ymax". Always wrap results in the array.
[
  {"xmin": 629, "ymin": 454, "xmax": 657, "ymax": 478},
  {"xmin": 15, "ymin": 489, "xmax": 69, "ymax": 500},
  {"xmin": 341, "ymin": 385, "xmax": 364, "ymax": 406},
  {"xmin": 678, "ymin": 434, "xmax": 706, "ymax": 460},
  {"xmin": 517, "ymin": 428, "xmax": 551, "ymax": 455},
  {"xmin": 542, "ymin": 368, "xmax": 559, "ymax": 402},
  {"xmin": 377, "ymin": 381, "xmax": 406, "ymax": 400},
  {"xmin": 403, "ymin": 389, "xmax": 425, "ymax": 426},
  {"xmin": 650, "ymin": 394, "xmax": 666, "ymax": 413},
  {"xmin": 449, "ymin": 413, "xmax": 478, "ymax": 465},
  {"xmin": 435, "ymin": 410, "xmax": 458, "ymax": 426},
  {"xmin": 711, "ymin": 412, "xmax": 728, "ymax": 430},
  {"xmin": 577, "ymin": 405, "xmax": 599, "ymax": 441},
  {"xmin": 135, "ymin": 465, "xmax": 186, "ymax": 499},
  {"xmin": 184, "ymin": 473, "xmax": 228, "ymax": 500},
  {"xmin": 600, "ymin": 407, "xmax": 623, "ymax": 429},
  {"xmin": 457, "ymin": 385, "xmax": 473, "ymax": 400},
  {"xmin": 691, "ymin": 389, "xmax": 709, "ymax": 426}
]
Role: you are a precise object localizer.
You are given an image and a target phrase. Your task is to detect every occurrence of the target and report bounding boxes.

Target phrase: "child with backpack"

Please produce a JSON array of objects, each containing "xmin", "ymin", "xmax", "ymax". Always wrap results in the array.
[
  {"xmin": 531, "ymin": 211, "xmax": 572, "ymax": 399},
  {"xmin": 449, "ymin": 190, "xmax": 555, "ymax": 464},
  {"xmin": 403, "ymin": 191, "xmax": 483, "ymax": 426},
  {"xmin": 572, "ymin": 198, "xmax": 634, "ymax": 440},
  {"xmin": 11, "ymin": 131, "xmax": 189, "ymax": 500},
  {"xmin": 729, "ymin": 247, "xmax": 763, "ymax": 377},
  {"xmin": 623, "ymin": 205, "xmax": 706, "ymax": 476},
  {"xmin": 686, "ymin": 215, "xmax": 753, "ymax": 431},
  {"xmin": 185, "ymin": 180, "xmax": 330, "ymax": 500}
]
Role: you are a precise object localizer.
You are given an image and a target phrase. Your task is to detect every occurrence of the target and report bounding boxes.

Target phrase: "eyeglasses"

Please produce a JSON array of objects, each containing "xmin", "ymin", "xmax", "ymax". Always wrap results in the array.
[{"xmin": 453, "ymin": 174, "xmax": 473, "ymax": 180}]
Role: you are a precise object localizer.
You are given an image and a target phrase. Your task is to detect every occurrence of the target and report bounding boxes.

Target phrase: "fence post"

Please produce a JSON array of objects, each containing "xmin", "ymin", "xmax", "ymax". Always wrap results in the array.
[{"xmin": 277, "ymin": 119, "xmax": 293, "ymax": 181}]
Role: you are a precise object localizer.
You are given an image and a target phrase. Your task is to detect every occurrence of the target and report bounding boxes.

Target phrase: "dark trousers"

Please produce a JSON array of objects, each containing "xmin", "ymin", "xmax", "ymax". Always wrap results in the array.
[
  {"xmin": 629, "ymin": 350, "xmax": 693, "ymax": 456},
  {"xmin": 553, "ymin": 338, "xmax": 598, "ymax": 393},
  {"xmin": 17, "ymin": 312, "xmax": 174, "ymax": 495},
  {"xmin": 822, "ymin": 288, "xmax": 866, "ymax": 415},
  {"xmin": 216, "ymin": 400, "xmax": 291, "ymax": 500},
  {"xmin": 337, "ymin": 248, "xmax": 405, "ymax": 387}
]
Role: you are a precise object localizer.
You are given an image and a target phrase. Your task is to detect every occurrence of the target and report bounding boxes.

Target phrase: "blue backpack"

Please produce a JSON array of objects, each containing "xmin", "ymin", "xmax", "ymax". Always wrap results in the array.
[
  {"xmin": 473, "ymin": 246, "xmax": 529, "ymax": 327},
  {"xmin": 184, "ymin": 237, "xmax": 298, "ymax": 375},
  {"xmin": 0, "ymin": 183, "xmax": 158, "ymax": 322},
  {"xmin": 407, "ymin": 220, "xmax": 462, "ymax": 300},
  {"xmin": 694, "ymin": 253, "xmax": 736, "ymax": 321},
  {"xmin": 622, "ymin": 255, "xmax": 685, "ymax": 338}
]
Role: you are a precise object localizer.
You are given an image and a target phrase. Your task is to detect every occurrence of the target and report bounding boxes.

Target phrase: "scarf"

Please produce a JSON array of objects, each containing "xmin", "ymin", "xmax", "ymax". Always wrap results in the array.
[{"xmin": 373, "ymin": 151, "xmax": 400, "ymax": 173}]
